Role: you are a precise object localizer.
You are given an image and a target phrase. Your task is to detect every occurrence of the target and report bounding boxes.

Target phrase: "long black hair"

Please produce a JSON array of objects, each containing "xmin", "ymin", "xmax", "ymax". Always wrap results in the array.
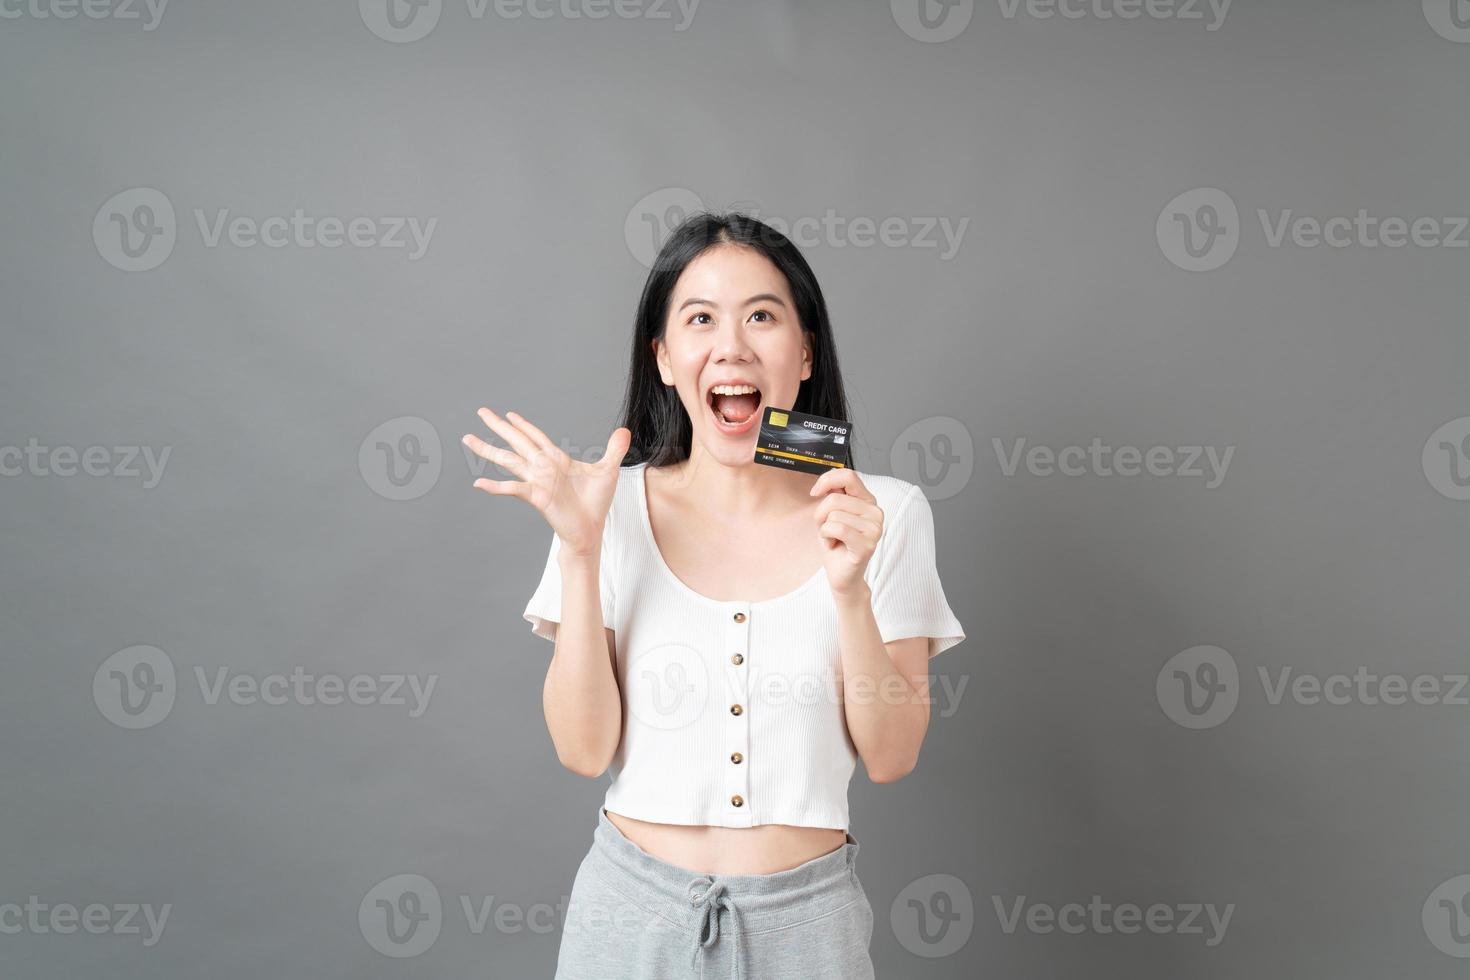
[{"xmin": 617, "ymin": 211, "xmax": 850, "ymax": 468}]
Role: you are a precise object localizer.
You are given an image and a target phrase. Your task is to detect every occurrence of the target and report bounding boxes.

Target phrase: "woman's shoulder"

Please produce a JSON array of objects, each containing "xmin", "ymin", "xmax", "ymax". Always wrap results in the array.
[{"xmin": 606, "ymin": 461, "xmax": 648, "ymax": 538}]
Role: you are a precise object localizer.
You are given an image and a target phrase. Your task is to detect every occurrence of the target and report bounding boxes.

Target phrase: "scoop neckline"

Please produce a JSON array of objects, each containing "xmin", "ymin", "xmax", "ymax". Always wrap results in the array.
[{"xmin": 631, "ymin": 462, "xmax": 828, "ymax": 609}]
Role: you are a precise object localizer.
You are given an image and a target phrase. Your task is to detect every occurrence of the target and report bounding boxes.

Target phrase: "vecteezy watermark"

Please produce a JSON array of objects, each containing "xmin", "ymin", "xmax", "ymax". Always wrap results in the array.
[
  {"xmin": 624, "ymin": 188, "xmax": 970, "ymax": 268},
  {"xmin": 1157, "ymin": 645, "xmax": 1470, "ymax": 729},
  {"xmin": 1423, "ymin": 0, "xmax": 1470, "ymax": 43},
  {"xmin": 93, "ymin": 188, "xmax": 437, "ymax": 272},
  {"xmin": 358, "ymin": 874, "xmax": 666, "ymax": 958},
  {"xmin": 1158, "ymin": 187, "xmax": 1470, "ymax": 272},
  {"xmin": 0, "ymin": 0, "xmax": 169, "ymax": 30},
  {"xmin": 362, "ymin": 414, "xmax": 630, "ymax": 502},
  {"xmin": 93, "ymin": 646, "xmax": 438, "ymax": 730},
  {"xmin": 0, "ymin": 897, "xmax": 171, "ymax": 947},
  {"xmin": 889, "ymin": 416, "xmax": 974, "ymax": 502},
  {"xmin": 358, "ymin": 0, "xmax": 699, "ymax": 44},
  {"xmin": 890, "ymin": 0, "xmax": 974, "ymax": 43},
  {"xmin": 993, "ymin": 895, "xmax": 1235, "ymax": 946},
  {"xmin": 891, "ymin": 874, "xmax": 975, "ymax": 958},
  {"xmin": 891, "ymin": 0, "xmax": 1228, "ymax": 43},
  {"xmin": 361, "ymin": 416, "xmax": 443, "ymax": 501},
  {"xmin": 624, "ymin": 645, "xmax": 972, "ymax": 731},
  {"xmin": 0, "ymin": 439, "xmax": 170, "ymax": 488},
  {"xmin": 1423, "ymin": 416, "xmax": 1470, "ymax": 501},
  {"xmin": 992, "ymin": 437, "xmax": 1234, "ymax": 488},
  {"xmin": 1424, "ymin": 874, "xmax": 1470, "ymax": 957},
  {"xmin": 995, "ymin": 0, "xmax": 1230, "ymax": 29}
]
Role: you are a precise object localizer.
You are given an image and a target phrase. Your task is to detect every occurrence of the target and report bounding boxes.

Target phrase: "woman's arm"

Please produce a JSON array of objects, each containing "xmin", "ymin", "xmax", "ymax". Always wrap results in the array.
[
  {"xmin": 464, "ymin": 408, "xmax": 630, "ymax": 779},
  {"xmin": 542, "ymin": 547, "xmax": 622, "ymax": 778},
  {"xmin": 809, "ymin": 468, "xmax": 944, "ymax": 783},
  {"xmin": 834, "ymin": 588, "xmax": 931, "ymax": 782}
]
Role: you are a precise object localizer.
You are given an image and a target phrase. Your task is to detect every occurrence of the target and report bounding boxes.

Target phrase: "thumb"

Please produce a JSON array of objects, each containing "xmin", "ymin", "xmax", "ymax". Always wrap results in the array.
[{"xmin": 599, "ymin": 427, "xmax": 632, "ymax": 472}]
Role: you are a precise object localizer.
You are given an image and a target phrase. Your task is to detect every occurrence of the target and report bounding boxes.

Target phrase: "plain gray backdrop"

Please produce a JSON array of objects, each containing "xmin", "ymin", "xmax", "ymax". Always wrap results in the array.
[{"xmin": 4, "ymin": 0, "xmax": 1470, "ymax": 976}]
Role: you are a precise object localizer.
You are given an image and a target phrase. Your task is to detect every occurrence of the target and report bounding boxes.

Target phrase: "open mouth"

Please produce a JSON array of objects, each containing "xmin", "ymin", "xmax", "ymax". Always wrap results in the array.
[{"xmin": 705, "ymin": 383, "xmax": 763, "ymax": 433}]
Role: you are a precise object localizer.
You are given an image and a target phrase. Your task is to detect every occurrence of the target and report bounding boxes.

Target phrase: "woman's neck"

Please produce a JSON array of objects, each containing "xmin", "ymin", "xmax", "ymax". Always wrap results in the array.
[{"xmin": 656, "ymin": 443, "xmax": 815, "ymax": 520}]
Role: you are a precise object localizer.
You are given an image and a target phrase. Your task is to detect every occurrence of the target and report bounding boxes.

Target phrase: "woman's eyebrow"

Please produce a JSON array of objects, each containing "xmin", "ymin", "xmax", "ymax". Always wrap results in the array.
[{"xmin": 676, "ymin": 293, "xmax": 789, "ymax": 311}]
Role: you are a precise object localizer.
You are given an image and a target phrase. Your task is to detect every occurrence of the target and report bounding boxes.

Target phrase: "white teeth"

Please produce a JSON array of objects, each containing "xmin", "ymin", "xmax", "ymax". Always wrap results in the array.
[{"xmin": 710, "ymin": 384, "xmax": 759, "ymax": 396}]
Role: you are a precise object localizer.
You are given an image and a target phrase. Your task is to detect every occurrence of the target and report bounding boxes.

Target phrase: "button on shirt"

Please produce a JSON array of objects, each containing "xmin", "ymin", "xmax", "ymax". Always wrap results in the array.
[{"xmin": 521, "ymin": 462, "xmax": 965, "ymax": 830}]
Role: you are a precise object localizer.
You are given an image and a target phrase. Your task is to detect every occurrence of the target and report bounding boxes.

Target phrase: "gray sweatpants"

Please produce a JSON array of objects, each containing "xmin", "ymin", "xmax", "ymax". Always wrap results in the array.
[{"xmin": 554, "ymin": 806, "xmax": 875, "ymax": 979}]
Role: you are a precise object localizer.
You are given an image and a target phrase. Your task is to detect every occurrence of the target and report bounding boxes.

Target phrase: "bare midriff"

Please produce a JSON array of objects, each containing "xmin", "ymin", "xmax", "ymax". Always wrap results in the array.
[{"xmin": 605, "ymin": 809, "xmax": 849, "ymax": 876}]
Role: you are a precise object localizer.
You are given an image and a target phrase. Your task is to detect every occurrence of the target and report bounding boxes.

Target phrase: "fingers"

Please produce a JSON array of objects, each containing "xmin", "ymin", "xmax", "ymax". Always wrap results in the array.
[
  {"xmin": 815, "ymin": 491, "xmax": 882, "ymax": 528},
  {"xmin": 819, "ymin": 508, "xmax": 881, "ymax": 541},
  {"xmin": 817, "ymin": 518, "xmax": 873, "ymax": 563},
  {"xmin": 504, "ymin": 410, "xmax": 558, "ymax": 455},
  {"xmin": 476, "ymin": 407, "xmax": 541, "ymax": 461},
  {"xmin": 472, "ymin": 477, "xmax": 530, "ymax": 499},
  {"xmin": 808, "ymin": 467, "xmax": 875, "ymax": 503},
  {"xmin": 461, "ymin": 432, "xmax": 529, "ymax": 479}
]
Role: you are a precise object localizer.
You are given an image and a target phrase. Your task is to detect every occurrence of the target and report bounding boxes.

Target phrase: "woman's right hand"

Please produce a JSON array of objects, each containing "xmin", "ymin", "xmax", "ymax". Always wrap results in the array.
[{"xmin": 463, "ymin": 408, "xmax": 631, "ymax": 558}]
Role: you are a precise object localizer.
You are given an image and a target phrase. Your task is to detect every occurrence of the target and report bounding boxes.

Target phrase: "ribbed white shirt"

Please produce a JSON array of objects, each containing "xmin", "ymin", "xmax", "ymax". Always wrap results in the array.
[{"xmin": 522, "ymin": 461, "xmax": 965, "ymax": 830}]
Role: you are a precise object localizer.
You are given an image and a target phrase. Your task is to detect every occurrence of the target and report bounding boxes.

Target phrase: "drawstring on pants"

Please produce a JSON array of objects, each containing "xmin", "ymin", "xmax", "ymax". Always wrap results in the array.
[{"xmin": 688, "ymin": 876, "xmax": 745, "ymax": 979}]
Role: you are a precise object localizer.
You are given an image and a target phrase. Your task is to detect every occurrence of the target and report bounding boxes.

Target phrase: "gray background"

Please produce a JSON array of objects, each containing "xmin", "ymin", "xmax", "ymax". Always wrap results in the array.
[{"xmin": 3, "ymin": 0, "xmax": 1469, "ymax": 976}]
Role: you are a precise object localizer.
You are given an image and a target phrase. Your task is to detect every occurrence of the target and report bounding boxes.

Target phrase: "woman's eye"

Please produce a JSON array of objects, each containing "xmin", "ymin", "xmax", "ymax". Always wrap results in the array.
[
  {"xmin": 750, "ymin": 310, "xmax": 774, "ymax": 323},
  {"xmin": 690, "ymin": 312, "xmax": 713, "ymax": 325}
]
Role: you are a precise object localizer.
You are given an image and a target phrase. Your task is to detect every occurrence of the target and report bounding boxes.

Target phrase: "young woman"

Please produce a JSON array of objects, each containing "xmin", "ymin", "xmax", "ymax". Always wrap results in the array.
[{"xmin": 463, "ymin": 213, "xmax": 965, "ymax": 979}]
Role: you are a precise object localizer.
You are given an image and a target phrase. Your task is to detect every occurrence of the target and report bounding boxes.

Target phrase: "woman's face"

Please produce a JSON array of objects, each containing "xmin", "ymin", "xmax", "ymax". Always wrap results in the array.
[{"xmin": 654, "ymin": 244, "xmax": 812, "ymax": 467}]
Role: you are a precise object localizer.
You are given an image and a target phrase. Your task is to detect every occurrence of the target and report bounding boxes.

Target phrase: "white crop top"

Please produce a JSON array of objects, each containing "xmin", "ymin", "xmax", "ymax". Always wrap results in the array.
[{"xmin": 521, "ymin": 462, "xmax": 966, "ymax": 830}]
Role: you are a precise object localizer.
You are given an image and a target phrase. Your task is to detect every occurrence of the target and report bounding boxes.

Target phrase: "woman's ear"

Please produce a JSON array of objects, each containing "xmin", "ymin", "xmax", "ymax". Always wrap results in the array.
[
  {"xmin": 800, "ymin": 335, "xmax": 813, "ymax": 382},
  {"xmin": 652, "ymin": 338, "xmax": 674, "ymax": 386}
]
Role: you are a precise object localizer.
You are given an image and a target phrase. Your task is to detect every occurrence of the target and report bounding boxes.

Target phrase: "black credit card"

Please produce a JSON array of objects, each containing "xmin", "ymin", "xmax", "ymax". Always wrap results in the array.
[{"xmin": 752, "ymin": 406, "xmax": 853, "ymax": 475}]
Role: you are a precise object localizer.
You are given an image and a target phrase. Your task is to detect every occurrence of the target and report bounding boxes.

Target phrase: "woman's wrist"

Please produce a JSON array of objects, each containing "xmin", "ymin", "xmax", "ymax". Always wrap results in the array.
[{"xmin": 558, "ymin": 544, "xmax": 602, "ymax": 569}]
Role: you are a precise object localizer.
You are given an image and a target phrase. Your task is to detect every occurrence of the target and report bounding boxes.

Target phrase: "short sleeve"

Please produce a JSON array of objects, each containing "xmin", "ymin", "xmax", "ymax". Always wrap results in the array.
[
  {"xmin": 521, "ymin": 512, "xmax": 618, "ymax": 644},
  {"xmin": 867, "ymin": 483, "xmax": 966, "ymax": 658}
]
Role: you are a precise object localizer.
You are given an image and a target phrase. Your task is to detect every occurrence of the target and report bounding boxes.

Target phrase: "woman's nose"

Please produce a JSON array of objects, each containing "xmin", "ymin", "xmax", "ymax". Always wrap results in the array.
[{"xmin": 711, "ymin": 322, "xmax": 754, "ymax": 362}]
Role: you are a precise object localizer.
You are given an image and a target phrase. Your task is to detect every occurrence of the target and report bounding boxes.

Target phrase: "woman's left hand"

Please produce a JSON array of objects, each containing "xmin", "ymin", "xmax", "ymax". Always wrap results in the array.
[{"xmin": 810, "ymin": 469, "xmax": 884, "ymax": 598}]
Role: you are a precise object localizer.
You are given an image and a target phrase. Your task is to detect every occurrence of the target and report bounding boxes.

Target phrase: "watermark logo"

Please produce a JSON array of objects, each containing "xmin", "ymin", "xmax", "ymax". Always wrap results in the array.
[
  {"xmin": 0, "ymin": 439, "xmax": 171, "ymax": 487},
  {"xmin": 1423, "ymin": 0, "xmax": 1470, "ymax": 42},
  {"xmin": 891, "ymin": 0, "xmax": 974, "ymax": 43},
  {"xmin": 361, "ymin": 0, "xmax": 697, "ymax": 43},
  {"xmin": 1156, "ymin": 645, "xmax": 1238, "ymax": 729},
  {"xmin": 94, "ymin": 189, "xmax": 437, "ymax": 270},
  {"xmin": 993, "ymin": 437, "xmax": 1234, "ymax": 488},
  {"xmin": 361, "ymin": 416, "xmax": 443, "ymax": 501},
  {"xmin": 892, "ymin": 873, "xmax": 974, "ymax": 958},
  {"xmin": 1423, "ymin": 416, "xmax": 1470, "ymax": 501},
  {"xmin": 1159, "ymin": 646, "xmax": 1470, "ymax": 728},
  {"xmin": 93, "ymin": 647, "xmax": 438, "ymax": 729},
  {"xmin": 1157, "ymin": 187, "xmax": 1239, "ymax": 272},
  {"xmin": 358, "ymin": 876, "xmax": 649, "ymax": 953},
  {"xmin": 625, "ymin": 187, "xmax": 708, "ymax": 268},
  {"xmin": 0, "ymin": 0, "xmax": 169, "ymax": 30},
  {"xmin": 94, "ymin": 188, "xmax": 176, "ymax": 272},
  {"xmin": 1161, "ymin": 188, "xmax": 1470, "ymax": 271},
  {"xmin": 996, "ymin": 0, "xmax": 1231, "ymax": 30},
  {"xmin": 93, "ymin": 645, "xmax": 177, "ymax": 730},
  {"xmin": 1259, "ymin": 667, "xmax": 1470, "ymax": 708},
  {"xmin": 994, "ymin": 895, "xmax": 1234, "ymax": 946},
  {"xmin": 0, "ymin": 897, "xmax": 171, "ymax": 946},
  {"xmin": 626, "ymin": 643, "xmax": 709, "ymax": 730},
  {"xmin": 891, "ymin": 416, "xmax": 974, "ymax": 502},
  {"xmin": 1424, "ymin": 874, "xmax": 1470, "ymax": 957},
  {"xmin": 360, "ymin": 0, "xmax": 442, "ymax": 43},
  {"xmin": 360, "ymin": 874, "xmax": 442, "ymax": 957},
  {"xmin": 624, "ymin": 189, "xmax": 970, "ymax": 266}
]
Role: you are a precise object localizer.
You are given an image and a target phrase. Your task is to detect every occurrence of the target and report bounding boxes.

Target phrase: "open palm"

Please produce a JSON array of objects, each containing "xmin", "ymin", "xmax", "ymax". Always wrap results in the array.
[{"xmin": 463, "ymin": 408, "xmax": 631, "ymax": 556}]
